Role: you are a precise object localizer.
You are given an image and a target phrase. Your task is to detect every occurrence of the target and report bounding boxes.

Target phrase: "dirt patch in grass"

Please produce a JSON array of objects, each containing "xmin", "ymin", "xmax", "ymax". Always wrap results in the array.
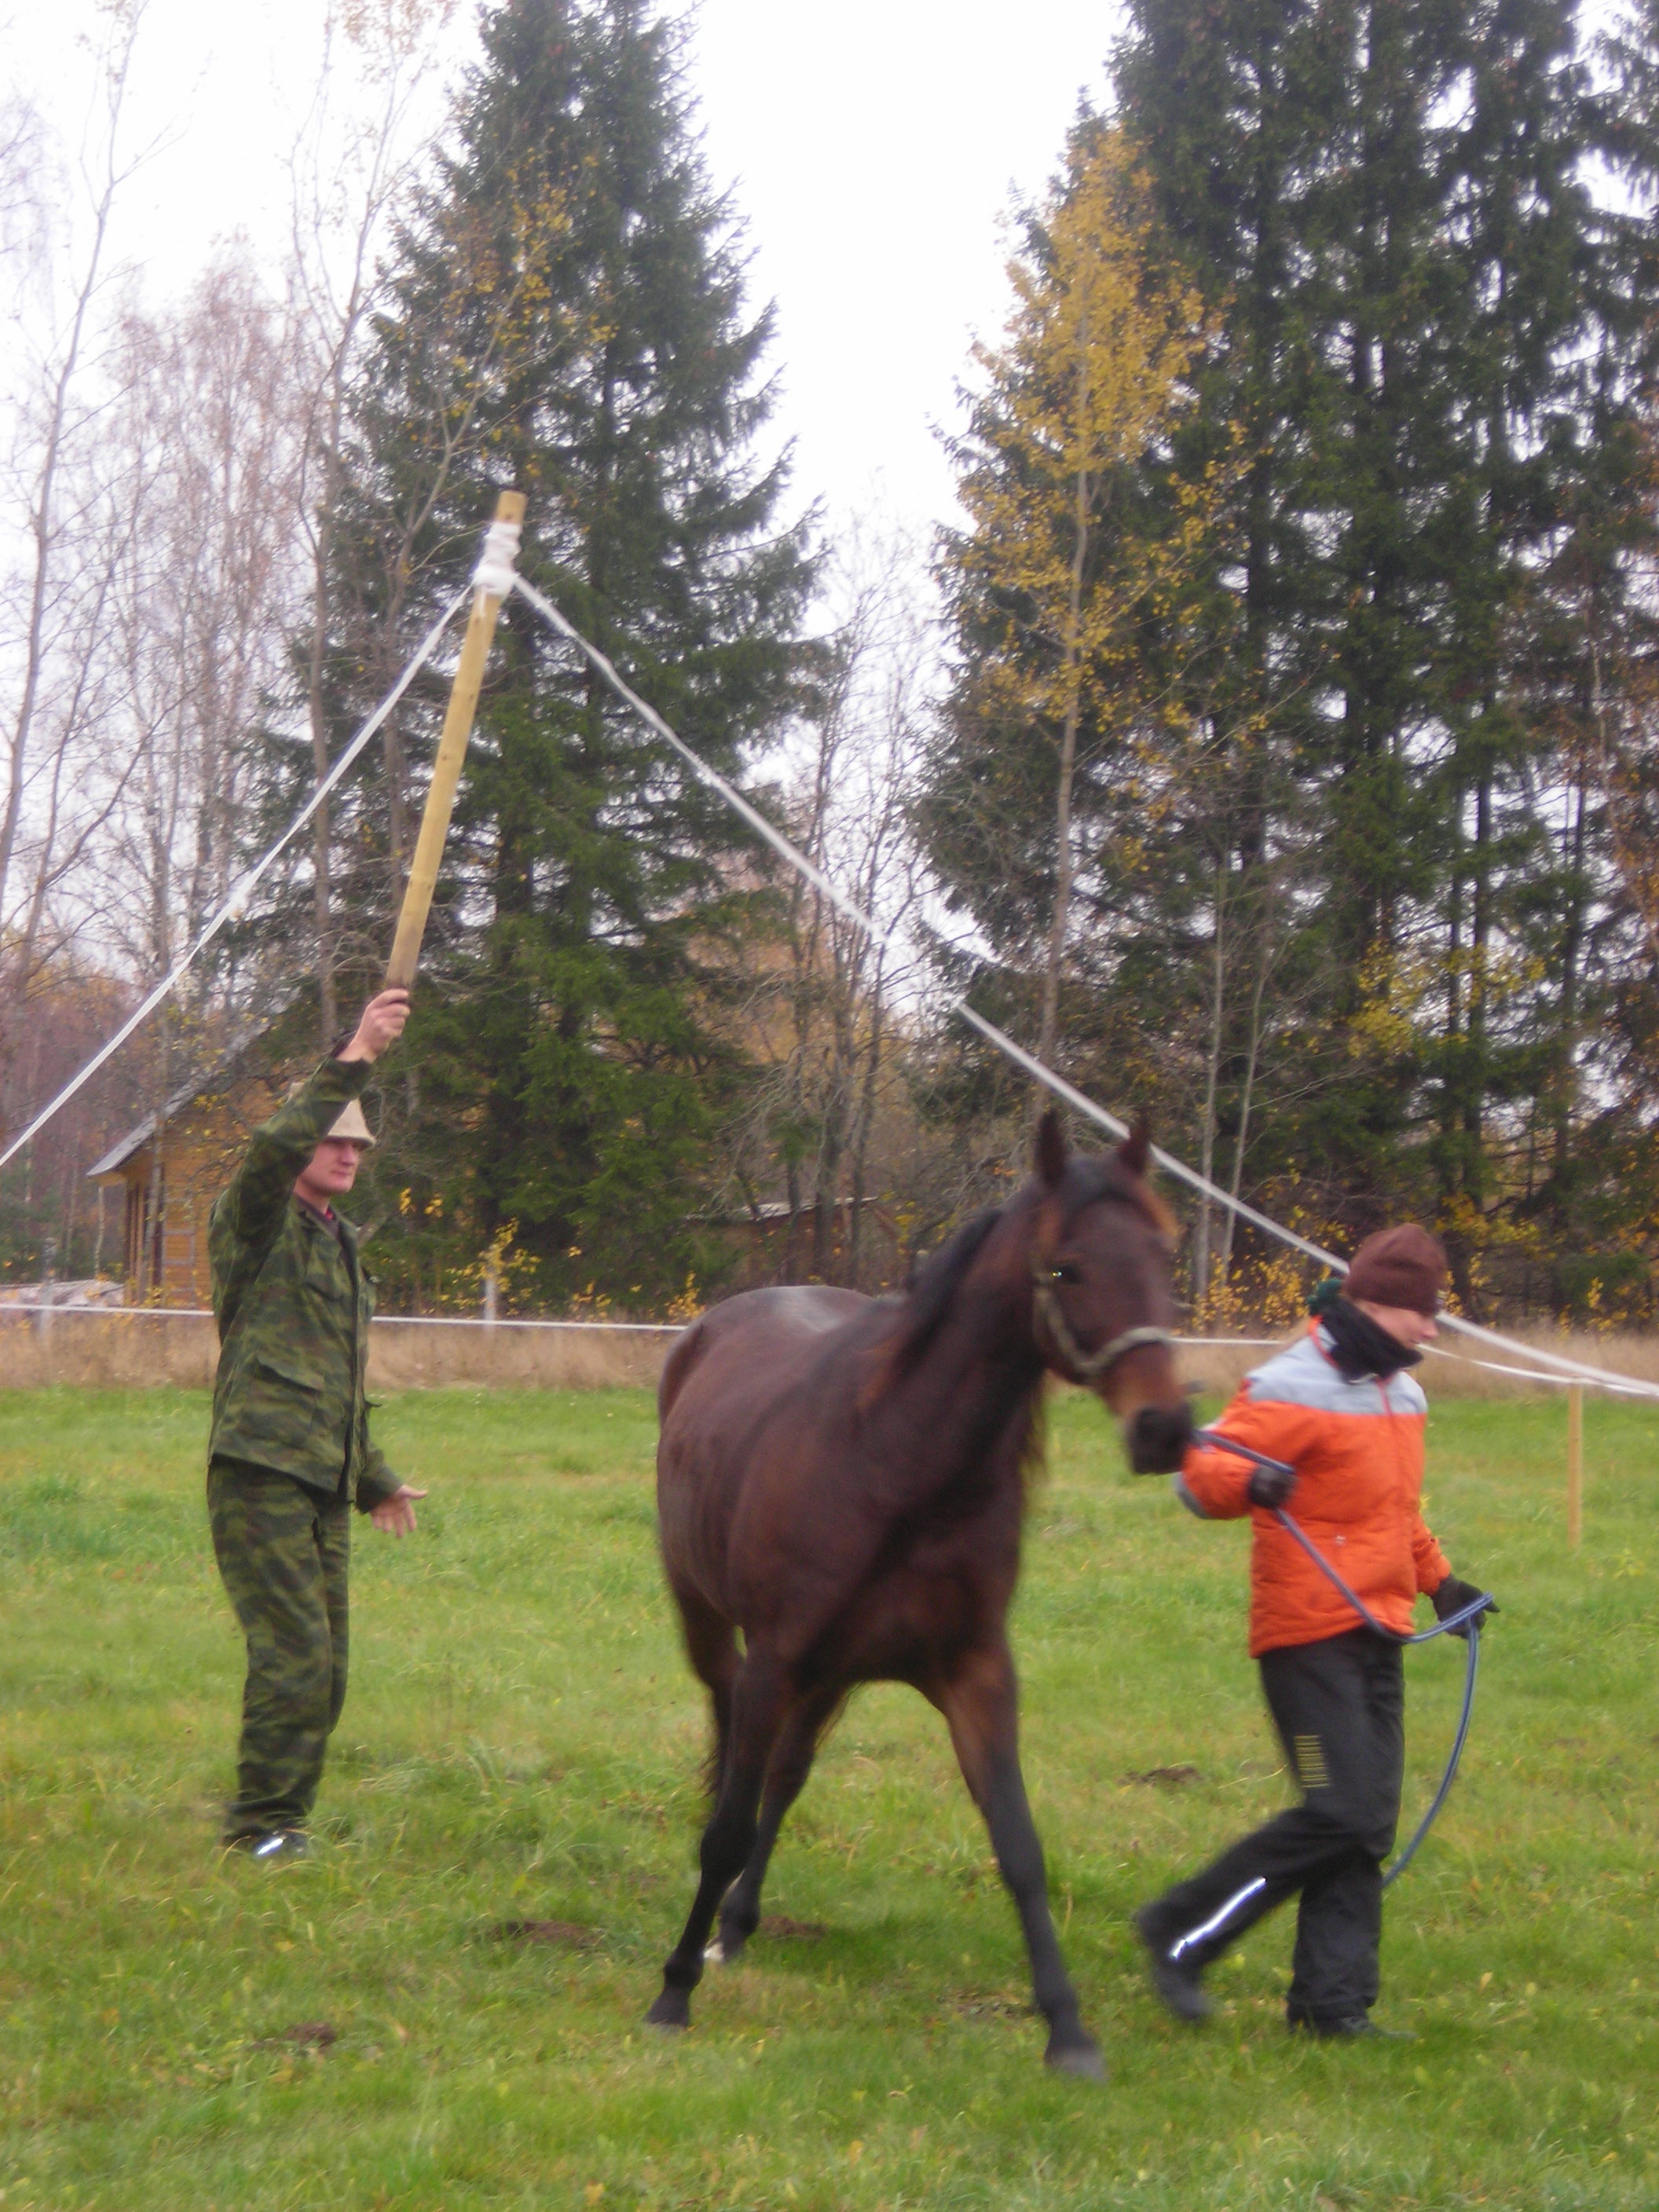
[
  {"xmin": 950, "ymin": 1989, "xmax": 1034, "ymax": 2020},
  {"xmin": 489, "ymin": 1917, "xmax": 602, "ymax": 1949},
  {"xmin": 251, "ymin": 2021, "xmax": 338, "ymax": 2049}
]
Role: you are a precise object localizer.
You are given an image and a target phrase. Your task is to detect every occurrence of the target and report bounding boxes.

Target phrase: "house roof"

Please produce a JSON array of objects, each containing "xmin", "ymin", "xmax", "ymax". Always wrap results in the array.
[
  {"xmin": 701, "ymin": 1196, "xmax": 884, "ymax": 1225},
  {"xmin": 86, "ymin": 1073, "xmax": 221, "ymax": 1181},
  {"xmin": 85, "ymin": 1027, "xmax": 280, "ymax": 1182}
]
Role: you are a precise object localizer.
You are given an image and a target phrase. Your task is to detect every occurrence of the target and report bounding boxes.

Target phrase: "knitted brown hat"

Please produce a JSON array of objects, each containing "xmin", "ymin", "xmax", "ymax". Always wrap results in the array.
[{"xmin": 1344, "ymin": 1225, "xmax": 1446, "ymax": 1317}]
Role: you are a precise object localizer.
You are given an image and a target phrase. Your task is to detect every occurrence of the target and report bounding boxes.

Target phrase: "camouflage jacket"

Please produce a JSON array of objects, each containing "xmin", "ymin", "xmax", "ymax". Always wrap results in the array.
[{"xmin": 207, "ymin": 1056, "xmax": 400, "ymax": 1510}]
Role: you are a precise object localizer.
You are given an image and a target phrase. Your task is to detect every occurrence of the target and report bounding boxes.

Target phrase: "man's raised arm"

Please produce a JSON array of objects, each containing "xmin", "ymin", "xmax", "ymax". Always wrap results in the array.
[{"xmin": 214, "ymin": 991, "xmax": 411, "ymax": 1259}]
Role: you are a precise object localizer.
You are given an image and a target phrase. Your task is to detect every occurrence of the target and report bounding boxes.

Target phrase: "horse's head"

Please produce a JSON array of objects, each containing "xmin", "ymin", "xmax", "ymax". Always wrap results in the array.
[{"xmin": 1027, "ymin": 1110, "xmax": 1194, "ymax": 1474}]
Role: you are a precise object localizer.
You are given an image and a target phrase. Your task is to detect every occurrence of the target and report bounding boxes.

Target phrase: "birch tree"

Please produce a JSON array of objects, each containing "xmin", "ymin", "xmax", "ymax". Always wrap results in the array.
[
  {"xmin": 786, "ymin": 533, "xmax": 931, "ymax": 1283},
  {"xmin": 0, "ymin": 3, "xmax": 148, "ymax": 1143},
  {"xmin": 287, "ymin": 0, "xmax": 458, "ymax": 1043}
]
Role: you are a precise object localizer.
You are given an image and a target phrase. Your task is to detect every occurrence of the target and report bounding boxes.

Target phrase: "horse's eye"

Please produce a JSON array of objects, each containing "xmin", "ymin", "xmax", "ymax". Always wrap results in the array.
[{"xmin": 1051, "ymin": 1262, "xmax": 1081, "ymax": 1285}]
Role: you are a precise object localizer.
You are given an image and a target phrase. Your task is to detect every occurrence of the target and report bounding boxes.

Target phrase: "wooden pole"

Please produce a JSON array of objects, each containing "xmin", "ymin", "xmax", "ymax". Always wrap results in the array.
[
  {"xmin": 385, "ymin": 488, "xmax": 526, "ymax": 989},
  {"xmin": 1566, "ymin": 1382, "xmax": 1584, "ymax": 1550}
]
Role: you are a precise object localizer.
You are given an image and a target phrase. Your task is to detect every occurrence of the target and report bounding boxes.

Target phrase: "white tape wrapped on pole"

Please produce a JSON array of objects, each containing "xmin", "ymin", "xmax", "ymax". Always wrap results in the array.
[
  {"xmin": 509, "ymin": 571, "xmax": 1659, "ymax": 1405},
  {"xmin": 472, "ymin": 509, "xmax": 523, "ymax": 599}
]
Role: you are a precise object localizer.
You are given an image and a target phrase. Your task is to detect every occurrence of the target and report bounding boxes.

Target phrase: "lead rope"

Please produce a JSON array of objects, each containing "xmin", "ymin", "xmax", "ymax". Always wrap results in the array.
[{"xmin": 1192, "ymin": 1427, "xmax": 1493, "ymax": 1888}]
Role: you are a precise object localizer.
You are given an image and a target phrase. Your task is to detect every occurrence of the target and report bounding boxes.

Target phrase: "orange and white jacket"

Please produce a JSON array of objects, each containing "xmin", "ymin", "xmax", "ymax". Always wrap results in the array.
[{"xmin": 1177, "ymin": 1322, "xmax": 1451, "ymax": 1657}]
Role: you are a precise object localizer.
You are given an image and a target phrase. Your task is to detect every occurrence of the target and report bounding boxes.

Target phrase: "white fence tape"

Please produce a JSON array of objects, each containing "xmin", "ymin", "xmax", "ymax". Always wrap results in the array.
[
  {"xmin": 6, "ymin": 1304, "xmax": 1655, "ymax": 1397},
  {"xmin": 0, "ymin": 1306, "xmax": 677, "ymax": 1333}
]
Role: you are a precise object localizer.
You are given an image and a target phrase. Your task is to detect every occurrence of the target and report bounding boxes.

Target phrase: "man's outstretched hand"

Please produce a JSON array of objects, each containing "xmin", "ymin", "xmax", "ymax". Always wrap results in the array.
[
  {"xmin": 339, "ymin": 989, "xmax": 412, "ymax": 1064},
  {"xmin": 370, "ymin": 1485, "xmax": 427, "ymax": 1536}
]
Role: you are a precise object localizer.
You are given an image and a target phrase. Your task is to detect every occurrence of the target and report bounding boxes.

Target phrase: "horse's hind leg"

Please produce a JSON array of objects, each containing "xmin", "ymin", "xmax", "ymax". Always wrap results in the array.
[
  {"xmin": 932, "ymin": 1641, "xmax": 1104, "ymax": 2082},
  {"xmin": 672, "ymin": 1581, "xmax": 740, "ymax": 1793},
  {"xmin": 648, "ymin": 1647, "xmax": 787, "ymax": 2031},
  {"xmin": 712, "ymin": 1683, "xmax": 840, "ymax": 1963}
]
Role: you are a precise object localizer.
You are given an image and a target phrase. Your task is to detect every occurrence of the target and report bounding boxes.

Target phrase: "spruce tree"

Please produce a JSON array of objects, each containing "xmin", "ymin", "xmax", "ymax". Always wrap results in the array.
[
  {"xmin": 1108, "ymin": 0, "xmax": 1659, "ymax": 1300},
  {"xmin": 291, "ymin": 0, "xmax": 814, "ymax": 1308}
]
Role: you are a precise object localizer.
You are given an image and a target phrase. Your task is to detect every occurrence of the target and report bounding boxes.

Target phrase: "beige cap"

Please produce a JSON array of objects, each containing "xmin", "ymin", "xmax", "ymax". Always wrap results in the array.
[{"xmin": 324, "ymin": 1098, "xmax": 375, "ymax": 1147}]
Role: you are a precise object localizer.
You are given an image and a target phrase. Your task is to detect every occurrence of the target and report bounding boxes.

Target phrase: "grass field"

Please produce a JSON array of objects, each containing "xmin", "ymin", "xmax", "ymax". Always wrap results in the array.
[{"xmin": 1, "ymin": 1382, "xmax": 1655, "ymax": 2211}]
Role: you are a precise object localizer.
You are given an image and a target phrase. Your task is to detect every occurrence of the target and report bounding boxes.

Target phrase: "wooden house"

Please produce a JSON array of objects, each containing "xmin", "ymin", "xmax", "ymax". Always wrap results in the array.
[
  {"xmin": 86, "ymin": 1042, "xmax": 293, "ymax": 1307},
  {"xmin": 703, "ymin": 1195, "xmax": 904, "ymax": 1295}
]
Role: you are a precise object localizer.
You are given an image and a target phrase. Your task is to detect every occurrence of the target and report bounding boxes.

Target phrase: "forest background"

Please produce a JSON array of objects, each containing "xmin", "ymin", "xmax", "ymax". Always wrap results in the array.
[{"xmin": 5, "ymin": 0, "xmax": 1659, "ymax": 1330}]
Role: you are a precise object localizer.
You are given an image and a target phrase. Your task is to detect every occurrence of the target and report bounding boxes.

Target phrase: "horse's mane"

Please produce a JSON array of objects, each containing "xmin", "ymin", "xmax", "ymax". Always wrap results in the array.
[
  {"xmin": 906, "ymin": 1207, "xmax": 1004, "ymax": 1352},
  {"xmin": 866, "ymin": 1207, "xmax": 1002, "ymax": 1401}
]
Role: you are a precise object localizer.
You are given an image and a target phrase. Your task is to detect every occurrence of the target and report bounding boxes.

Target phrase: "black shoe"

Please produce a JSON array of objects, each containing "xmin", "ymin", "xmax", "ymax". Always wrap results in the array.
[
  {"xmin": 229, "ymin": 1829, "xmax": 309, "ymax": 1864},
  {"xmin": 1291, "ymin": 2012, "xmax": 1414, "ymax": 2042},
  {"xmin": 1134, "ymin": 1906, "xmax": 1213, "ymax": 2023}
]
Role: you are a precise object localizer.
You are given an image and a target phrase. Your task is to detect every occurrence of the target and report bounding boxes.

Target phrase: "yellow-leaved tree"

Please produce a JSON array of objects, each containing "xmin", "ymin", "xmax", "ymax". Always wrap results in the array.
[{"xmin": 942, "ymin": 122, "xmax": 1224, "ymax": 1079}]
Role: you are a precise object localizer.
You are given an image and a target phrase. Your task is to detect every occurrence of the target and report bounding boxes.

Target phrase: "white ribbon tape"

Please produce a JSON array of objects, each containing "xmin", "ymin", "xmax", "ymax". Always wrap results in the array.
[{"xmin": 472, "ymin": 514, "xmax": 522, "ymax": 599}]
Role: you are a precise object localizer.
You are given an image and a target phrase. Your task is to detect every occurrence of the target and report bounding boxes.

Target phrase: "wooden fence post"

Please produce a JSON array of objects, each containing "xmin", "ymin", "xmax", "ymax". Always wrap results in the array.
[{"xmin": 1567, "ymin": 1382, "xmax": 1584, "ymax": 1550}]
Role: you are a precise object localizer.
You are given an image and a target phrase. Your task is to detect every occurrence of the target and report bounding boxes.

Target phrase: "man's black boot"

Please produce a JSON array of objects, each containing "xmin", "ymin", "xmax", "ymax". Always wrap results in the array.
[
  {"xmin": 1135, "ymin": 1906, "xmax": 1214, "ymax": 2023},
  {"xmin": 228, "ymin": 1829, "xmax": 309, "ymax": 1865}
]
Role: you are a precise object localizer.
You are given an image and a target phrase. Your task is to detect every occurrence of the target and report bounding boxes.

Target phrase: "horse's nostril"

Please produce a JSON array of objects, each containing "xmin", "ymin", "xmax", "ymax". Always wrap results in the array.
[{"xmin": 1126, "ymin": 1401, "xmax": 1195, "ymax": 1475}]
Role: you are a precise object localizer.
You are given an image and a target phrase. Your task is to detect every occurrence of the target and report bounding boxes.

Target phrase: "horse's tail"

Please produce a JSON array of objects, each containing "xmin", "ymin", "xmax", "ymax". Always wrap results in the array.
[{"xmin": 657, "ymin": 1316, "xmax": 708, "ymax": 1424}]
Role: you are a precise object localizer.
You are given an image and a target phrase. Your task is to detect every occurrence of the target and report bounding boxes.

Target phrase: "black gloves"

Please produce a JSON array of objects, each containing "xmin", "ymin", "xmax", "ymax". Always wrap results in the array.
[
  {"xmin": 1432, "ymin": 1574, "xmax": 1497, "ymax": 1637},
  {"xmin": 1247, "ymin": 1461, "xmax": 1297, "ymax": 1511}
]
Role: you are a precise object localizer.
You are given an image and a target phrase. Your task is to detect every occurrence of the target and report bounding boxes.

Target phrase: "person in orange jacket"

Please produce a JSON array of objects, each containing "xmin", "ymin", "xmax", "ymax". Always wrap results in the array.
[{"xmin": 1135, "ymin": 1225, "xmax": 1497, "ymax": 2038}]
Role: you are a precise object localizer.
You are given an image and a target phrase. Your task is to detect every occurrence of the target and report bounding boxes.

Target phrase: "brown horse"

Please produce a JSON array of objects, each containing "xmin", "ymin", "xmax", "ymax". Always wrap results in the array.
[{"xmin": 646, "ymin": 1112, "xmax": 1194, "ymax": 2078}]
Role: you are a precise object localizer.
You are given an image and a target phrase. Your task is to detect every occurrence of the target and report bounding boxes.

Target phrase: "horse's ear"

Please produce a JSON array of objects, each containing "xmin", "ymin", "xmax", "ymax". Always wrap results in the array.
[
  {"xmin": 1035, "ymin": 1108, "xmax": 1068, "ymax": 1188},
  {"xmin": 1117, "ymin": 1114, "xmax": 1152, "ymax": 1179}
]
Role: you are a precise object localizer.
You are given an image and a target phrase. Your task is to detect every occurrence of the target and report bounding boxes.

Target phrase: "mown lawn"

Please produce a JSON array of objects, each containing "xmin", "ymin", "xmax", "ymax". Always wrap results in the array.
[{"xmin": 0, "ymin": 1381, "xmax": 1654, "ymax": 2210}]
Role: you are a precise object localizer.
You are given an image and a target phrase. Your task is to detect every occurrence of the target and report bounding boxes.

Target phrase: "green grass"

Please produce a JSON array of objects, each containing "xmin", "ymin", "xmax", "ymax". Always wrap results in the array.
[{"xmin": 1, "ymin": 1382, "xmax": 1655, "ymax": 2210}]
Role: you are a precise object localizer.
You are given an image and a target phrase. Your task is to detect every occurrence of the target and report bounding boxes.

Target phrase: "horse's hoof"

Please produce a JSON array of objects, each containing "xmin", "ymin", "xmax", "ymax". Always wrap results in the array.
[
  {"xmin": 703, "ymin": 1937, "xmax": 727, "ymax": 1966},
  {"xmin": 1046, "ymin": 2038, "xmax": 1107, "ymax": 2082},
  {"xmin": 646, "ymin": 1990, "xmax": 690, "ymax": 2031},
  {"xmin": 708, "ymin": 1927, "xmax": 748, "ymax": 1967}
]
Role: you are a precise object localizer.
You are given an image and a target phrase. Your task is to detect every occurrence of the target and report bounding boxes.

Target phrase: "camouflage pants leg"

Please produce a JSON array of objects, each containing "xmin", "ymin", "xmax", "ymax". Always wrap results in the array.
[{"xmin": 207, "ymin": 1457, "xmax": 350, "ymax": 1843}]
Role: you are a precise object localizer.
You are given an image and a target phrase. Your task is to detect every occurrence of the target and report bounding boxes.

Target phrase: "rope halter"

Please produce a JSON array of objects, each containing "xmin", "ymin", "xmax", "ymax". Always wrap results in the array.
[{"xmin": 1029, "ymin": 1264, "xmax": 1172, "ymax": 1384}]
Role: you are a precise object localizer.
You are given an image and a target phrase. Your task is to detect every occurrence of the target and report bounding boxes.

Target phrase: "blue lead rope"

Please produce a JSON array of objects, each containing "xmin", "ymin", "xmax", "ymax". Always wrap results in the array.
[{"xmin": 1192, "ymin": 1428, "xmax": 1494, "ymax": 1888}]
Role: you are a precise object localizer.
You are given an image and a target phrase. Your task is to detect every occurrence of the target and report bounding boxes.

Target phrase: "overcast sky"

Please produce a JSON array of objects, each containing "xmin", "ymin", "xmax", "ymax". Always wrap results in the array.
[{"xmin": 9, "ymin": 0, "xmax": 1122, "ymax": 551}]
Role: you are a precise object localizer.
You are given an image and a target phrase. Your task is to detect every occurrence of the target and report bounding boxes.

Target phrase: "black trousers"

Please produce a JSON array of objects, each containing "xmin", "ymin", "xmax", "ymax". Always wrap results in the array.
[{"xmin": 1142, "ymin": 1628, "xmax": 1404, "ymax": 2024}]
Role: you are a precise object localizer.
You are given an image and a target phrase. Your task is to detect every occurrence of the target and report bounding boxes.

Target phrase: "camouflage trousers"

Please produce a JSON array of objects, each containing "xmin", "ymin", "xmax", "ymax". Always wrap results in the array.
[{"xmin": 207, "ymin": 1457, "xmax": 350, "ymax": 1843}]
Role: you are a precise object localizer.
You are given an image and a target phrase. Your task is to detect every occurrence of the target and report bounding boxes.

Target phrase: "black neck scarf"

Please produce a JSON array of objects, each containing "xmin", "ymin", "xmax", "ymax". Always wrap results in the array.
[{"xmin": 1320, "ymin": 1296, "xmax": 1420, "ymax": 1383}]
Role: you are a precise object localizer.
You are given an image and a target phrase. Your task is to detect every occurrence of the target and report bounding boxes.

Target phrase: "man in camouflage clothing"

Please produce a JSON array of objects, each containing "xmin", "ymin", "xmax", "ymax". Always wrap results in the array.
[{"xmin": 208, "ymin": 987, "xmax": 425, "ymax": 1859}]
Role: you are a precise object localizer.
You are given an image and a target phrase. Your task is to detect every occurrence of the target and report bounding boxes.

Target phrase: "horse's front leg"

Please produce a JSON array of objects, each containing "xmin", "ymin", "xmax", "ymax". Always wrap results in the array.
[
  {"xmin": 648, "ymin": 1647, "xmax": 788, "ymax": 2031},
  {"xmin": 934, "ymin": 1641, "xmax": 1104, "ymax": 2081},
  {"xmin": 712, "ymin": 1682, "xmax": 840, "ymax": 1963}
]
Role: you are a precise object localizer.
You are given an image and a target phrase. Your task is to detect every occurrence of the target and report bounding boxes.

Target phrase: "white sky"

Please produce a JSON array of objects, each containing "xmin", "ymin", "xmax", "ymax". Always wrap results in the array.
[{"xmin": 9, "ymin": 0, "xmax": 1121, "ymax": 549}]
